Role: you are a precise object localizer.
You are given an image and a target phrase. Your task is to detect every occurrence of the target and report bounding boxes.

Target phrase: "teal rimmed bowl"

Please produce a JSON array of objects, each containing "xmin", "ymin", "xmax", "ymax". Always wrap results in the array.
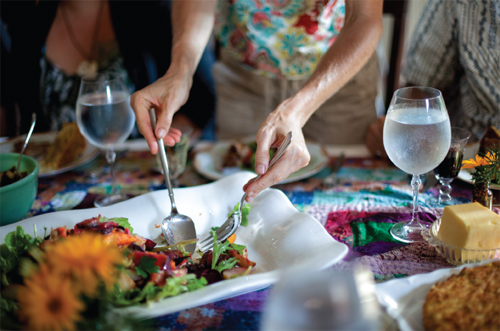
[{"xmin": 0, "ymin": 153, "xmax": 38, "ymax": 226}]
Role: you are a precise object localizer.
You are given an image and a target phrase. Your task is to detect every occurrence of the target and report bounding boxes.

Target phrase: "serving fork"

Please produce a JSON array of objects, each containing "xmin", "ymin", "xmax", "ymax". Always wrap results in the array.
[{"xmin": 197, "ymin": 131, "xmax": 293, "ymax": 253}]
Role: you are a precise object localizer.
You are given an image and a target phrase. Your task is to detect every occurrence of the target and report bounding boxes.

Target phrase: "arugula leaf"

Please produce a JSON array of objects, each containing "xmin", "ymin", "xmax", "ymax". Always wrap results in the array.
[
  {"xmin": 99, "ymin": 216, "xmax": 134, "ymax": 233},
  {"xmin": 135, "ymin": 256, "xmax": 159, "ymax": 278},
  {"xmin": 214, "ymin": 258, "xmax": 237, "ymax": 273},
  {"xmin": 228, "ymin": 203, "xmax": 251, "ymax": 227},
  {"xmin": 230, "ymin": 243, "xmax": 246, "ymax": 255},
  {"xmin": 210, "ymin": 229, "xmax": 233, "ymax": 270}
]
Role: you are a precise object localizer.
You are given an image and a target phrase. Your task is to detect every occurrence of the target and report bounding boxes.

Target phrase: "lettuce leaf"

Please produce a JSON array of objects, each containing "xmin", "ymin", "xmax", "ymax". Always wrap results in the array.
[
  {"xmin": 110, "ymin": 274, "xmax": 207, "ymax": 307},
  {"xmin": 229, "ymin": 203, "xmax": 251, "ymax": 227},
  {"xmin": 0, "ymin": 226, "xmax": 42, "ymax": 286},
  {"xmin": 229, "ymin": 243, "xmax": 246, "ymax": 255},
  {"xmin": 213, "ymin": 258, "xmax": 237, "ymax": 273},
  {"xmin": 99, "ymin": 216, "xmax": 134, "ymax": 233}
]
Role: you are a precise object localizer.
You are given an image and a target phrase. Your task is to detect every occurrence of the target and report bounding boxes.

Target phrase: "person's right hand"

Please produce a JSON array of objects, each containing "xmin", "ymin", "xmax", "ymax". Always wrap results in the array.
[
  {"xmin": 365, "ymin": 116, "xmax": 387, "ymax": 158},
  {"xmin": 130, "ymin": 66, "xmax": 193, "ymax": 154}
]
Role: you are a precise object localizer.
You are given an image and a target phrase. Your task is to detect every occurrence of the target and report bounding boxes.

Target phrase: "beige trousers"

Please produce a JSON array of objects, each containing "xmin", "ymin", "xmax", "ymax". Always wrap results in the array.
[{"xmin": 214, "ymin": 49, "xmax": 379, "ymax": 145}]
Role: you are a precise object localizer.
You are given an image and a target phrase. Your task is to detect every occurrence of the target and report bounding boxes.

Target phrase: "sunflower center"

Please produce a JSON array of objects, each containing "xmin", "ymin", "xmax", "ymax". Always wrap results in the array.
[{"xmin": 47, "ymin": 298, "xmax": 62, "ymax": 313}]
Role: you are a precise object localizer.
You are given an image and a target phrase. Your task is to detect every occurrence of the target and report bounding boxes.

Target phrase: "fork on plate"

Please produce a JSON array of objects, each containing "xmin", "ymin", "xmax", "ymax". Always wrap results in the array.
[{"xmin": 197, "ymin": 131, "xmax": 293, "ymax": 253}]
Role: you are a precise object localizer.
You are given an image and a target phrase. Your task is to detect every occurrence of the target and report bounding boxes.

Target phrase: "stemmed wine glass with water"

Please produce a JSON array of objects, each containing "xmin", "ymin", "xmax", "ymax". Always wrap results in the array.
[
  {"xmin": 383, "ymin": 87, "xmax": 451, "ymax": 243},
  {"xmin": 76, "ymin": 72, "xmax": 135, "ymax": 207}
]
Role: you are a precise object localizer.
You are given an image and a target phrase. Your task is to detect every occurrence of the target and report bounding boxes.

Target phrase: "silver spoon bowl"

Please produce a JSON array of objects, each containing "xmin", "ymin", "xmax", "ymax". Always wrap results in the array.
[{"xmin": 149, "ymin": 109, "xmax": 197, "ymax": 254}]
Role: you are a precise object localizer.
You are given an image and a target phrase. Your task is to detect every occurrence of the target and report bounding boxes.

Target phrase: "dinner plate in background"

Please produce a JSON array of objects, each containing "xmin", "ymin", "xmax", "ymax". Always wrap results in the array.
[
  {"xmin": 375, "ymin": 259, "xmax": 499, "ymax": 331},
  {"xmin": 462, "ymin": 141, "xmax": 480, "ymax": 161},
  {"xmin": 0, "ymin": 172, "xmax": 349, "ymax": 317},
  {"xmin": 0, "ymin": 132, "xmax": 100, "ymax": 177},
  {"xmin": 457, "ymin": 169, "xmax": 500, "ymax": 190},
  {"xmin": 193, "ymin": 140, "xmax": 328, "ymax": 184}
]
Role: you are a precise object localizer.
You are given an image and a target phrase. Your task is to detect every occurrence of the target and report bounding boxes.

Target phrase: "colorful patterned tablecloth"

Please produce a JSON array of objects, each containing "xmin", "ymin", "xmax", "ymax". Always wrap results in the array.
[{"xmin": 25, "ymin": 142, "xmax": 499, "ymax": 331}]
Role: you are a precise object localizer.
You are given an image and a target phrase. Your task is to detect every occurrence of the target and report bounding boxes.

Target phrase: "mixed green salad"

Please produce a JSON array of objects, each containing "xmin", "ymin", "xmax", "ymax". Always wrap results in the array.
[{"xmin": 0, "ymin": 210, "xmax": 254, "ymax": 330}]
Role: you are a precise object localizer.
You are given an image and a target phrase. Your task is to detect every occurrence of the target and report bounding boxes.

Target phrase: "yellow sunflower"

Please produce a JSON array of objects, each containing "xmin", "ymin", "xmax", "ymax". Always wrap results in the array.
[
  {"xmin": 461, "ymin": 151, "xmax": 496, "ymax": 169},
  {"xmin": 45, "ymin": 232, "xmax": 125, "ymax": 296},
  {"xmin": 17, "ymin": 265, "xmax": 84, "ymax": 331}
]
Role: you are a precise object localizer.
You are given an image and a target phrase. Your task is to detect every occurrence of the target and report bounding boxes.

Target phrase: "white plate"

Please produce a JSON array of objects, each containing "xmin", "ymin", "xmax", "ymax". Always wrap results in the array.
[
  {"xmin": 375, "ymin": 260, "xmax": 499, "ymax": 331},
  {"xmin": 457, "ymin": 169, "xmax": 500, "ymax": 190},
  {"xmin": 194, "ymin": 141, "xmax": 328, "ymax": 184},
  {"xmin": 0, "ymin": 132, "xmax": 100, "ymax": 177},
  {"xmin": 0, "ymin": 172, "xmax": 348, "ymax": 318}
]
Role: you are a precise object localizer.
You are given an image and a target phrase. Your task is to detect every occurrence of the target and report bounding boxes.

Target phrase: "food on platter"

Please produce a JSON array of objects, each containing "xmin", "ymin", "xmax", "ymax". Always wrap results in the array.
[
  {"xmin": 221, "ymin": 141, "xmax": 276, "ymax": 170},
  {"xmin": 0, "ymin": 166, "xmax": 28, "ymax": 187},
  {"xmin": 13, "ymin": 140, "xmax": 50, "ymax": 159},
  {"xmin": 479, "ymin": 125, "xmax": 500, "ymax": 154},
  {"xmin": 41, "ymin": 122, "xmax": 86, "ymax": 171},
  {"xmin": 422, "ymin": 261, "xmax": 500, "ymax": 331},
  {"xmin": 1, "ymin": 215, "xmax": 256, "ymax": 329},
  {"xmin": 437, "ymin": 202, "xmax": 500, "ymax": 250}
]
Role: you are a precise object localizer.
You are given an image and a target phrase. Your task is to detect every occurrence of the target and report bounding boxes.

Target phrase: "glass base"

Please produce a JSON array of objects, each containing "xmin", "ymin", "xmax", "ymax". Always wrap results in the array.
[
  {"xmin": 425, "ymin": 196, "xmax": 465, "ymax": 207},
  {"xmin": 94, "ymin": 193, "xmax": 134, "ymax": 208},
  {"xmin": 390, "ymin": 220, "xmax": 430, "ymax": 243}
]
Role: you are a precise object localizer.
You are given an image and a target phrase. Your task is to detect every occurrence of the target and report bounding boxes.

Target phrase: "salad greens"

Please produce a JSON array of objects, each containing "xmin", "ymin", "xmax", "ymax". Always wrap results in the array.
[
  {"xmin": 99, "ymin": 215, "xmax": 134, "ymax": 233},
  {"xmin": 111, "ymin": 274, "xmax": 207, "ymax": 307},
  {"xmin": 1, "ymin": 226, "xmax": 43, "ymax": 286},
  {"xmin": 229, "ymin": 203, "xmax": 251, "ymax": 227},
  {"xmin": 135, "ymin": 256, "xmax": 160, "ymax": 278},
  {"xmin": 0, "ymin": 202, "xmax": 255, "ymax": 329},
  {"xmin": 210, "ymin": 229, "xmax": 238, "ymax": 272}
]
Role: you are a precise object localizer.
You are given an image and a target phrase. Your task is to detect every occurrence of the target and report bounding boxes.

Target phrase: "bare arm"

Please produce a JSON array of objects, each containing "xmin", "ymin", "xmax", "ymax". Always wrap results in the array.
[
  {"xmin": 275, "ymin": 0, "xmax": 383, "ymax": 128},
  {"xmin": 130, "ymin": 0, "xmax": 217, "ymax": 153},
  {"xmin": 245, "ymin": 0, "xmax": 383, "ymax": 201}
]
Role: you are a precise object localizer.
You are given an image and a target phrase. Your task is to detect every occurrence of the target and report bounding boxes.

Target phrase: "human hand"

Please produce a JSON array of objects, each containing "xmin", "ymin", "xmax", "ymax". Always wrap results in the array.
[
  {"xmin": 365, "ymin": 116, "xmax": 387, "ymax": 159},
  {"xmin": 243, "ymin": 106, "xmax": 310, "ymax": 202},
  {"xmin": 130, "ymin": 67, "xmax": 193, "ymax": 154}
]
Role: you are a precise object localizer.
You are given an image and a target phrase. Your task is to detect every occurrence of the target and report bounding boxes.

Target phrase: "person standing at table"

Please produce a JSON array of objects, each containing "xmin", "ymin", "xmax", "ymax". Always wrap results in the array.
[
  {"xmin": 131, "ymin": 0, "xmax": 383, "ymax": 201},
  {"xmin": 0, "ymin": 0, "xmax": 215, "ymax": 142},
  {"xmin": 365, "ymin": 0, "xmax": 500, "ymax": 158}
]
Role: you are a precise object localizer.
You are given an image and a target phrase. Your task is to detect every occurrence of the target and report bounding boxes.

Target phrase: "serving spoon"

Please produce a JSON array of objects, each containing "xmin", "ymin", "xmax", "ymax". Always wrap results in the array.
[
  {"xmin": 149, "ymin": 109, "xmax": 197, "ymax": 254},
  {"xmin": 16, "ymin": 113, "xmax": 37, "ymax": 175}
]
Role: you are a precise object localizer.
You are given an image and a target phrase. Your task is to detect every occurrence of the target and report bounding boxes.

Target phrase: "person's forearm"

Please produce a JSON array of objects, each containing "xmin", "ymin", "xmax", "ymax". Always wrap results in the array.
[
  {"xmin": 285, "ymin": 0, "xmax": 383, "ymax": 127},
  {"xmin": 170, "ymin": 0, "xmax": 217, "ymax": 77}
]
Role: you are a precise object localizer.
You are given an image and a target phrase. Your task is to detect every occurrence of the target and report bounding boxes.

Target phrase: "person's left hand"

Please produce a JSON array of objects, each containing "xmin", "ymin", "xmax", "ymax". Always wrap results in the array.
[{"xmin": 243, "ymin": 101, "xmax": 311, "ymax": 202}]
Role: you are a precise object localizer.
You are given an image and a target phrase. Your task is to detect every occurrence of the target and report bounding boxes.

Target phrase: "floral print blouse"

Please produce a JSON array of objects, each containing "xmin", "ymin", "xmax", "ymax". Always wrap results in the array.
[{"xmin": 215, "ymin": 0, "xmax": 345, "ymax": 79}]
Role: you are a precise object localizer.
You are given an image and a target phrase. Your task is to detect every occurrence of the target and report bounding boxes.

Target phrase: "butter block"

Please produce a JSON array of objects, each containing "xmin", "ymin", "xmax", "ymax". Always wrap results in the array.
[{"xmin": 437, "ymin": 202, "xmax": 500, "ymax": 250}]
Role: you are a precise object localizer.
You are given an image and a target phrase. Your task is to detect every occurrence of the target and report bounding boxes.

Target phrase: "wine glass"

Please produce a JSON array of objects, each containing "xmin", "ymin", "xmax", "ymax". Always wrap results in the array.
[
  {"xmin": 156, "ymin": 125, "xmax": 192, "ymax": 187},
  {"xmin": 76, "ymin": 72, "xmax": 135, "ymax": 207},
  {"xmin": 383, "ymin": 87, "xmax": 451, "ymax": 243},
  {"xmin": 427, "ymin": 127, "xmax": 471, "ymax": 207}
]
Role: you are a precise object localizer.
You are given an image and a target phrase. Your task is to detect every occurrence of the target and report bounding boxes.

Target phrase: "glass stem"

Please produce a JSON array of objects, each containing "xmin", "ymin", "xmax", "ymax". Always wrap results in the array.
[
  {"xmin": 438, "ymin": 178, "xmax": 453, "ymax": 203},
  {"xmin": 409, "ymin": 174, "xmax": 422, "ymax": 228},
  {"xmin": 106, "ymin": 149, "xmax": 118, "ymax": 195}
]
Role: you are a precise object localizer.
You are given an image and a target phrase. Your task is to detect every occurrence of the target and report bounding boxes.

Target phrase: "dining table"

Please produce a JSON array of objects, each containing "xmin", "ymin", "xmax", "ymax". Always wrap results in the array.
[{"xmin": 22, "ymin": 138, "xmax": 499, "ymax": 331}]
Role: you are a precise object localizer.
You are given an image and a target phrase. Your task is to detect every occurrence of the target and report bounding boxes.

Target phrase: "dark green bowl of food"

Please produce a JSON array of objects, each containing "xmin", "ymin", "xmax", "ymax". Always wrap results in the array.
[{"xmin": 0, "ymin": 153, "xmax": 39, "ymax": 226}]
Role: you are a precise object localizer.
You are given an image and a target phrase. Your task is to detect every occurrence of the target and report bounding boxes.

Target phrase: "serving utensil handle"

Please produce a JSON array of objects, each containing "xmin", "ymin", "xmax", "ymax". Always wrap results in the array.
[
  {"xmin": 16, "ymin": 113, "xmax": 37, "ymax": 174},
  {"xmin": 149, "ymin": 109, "xmax": 177, "ymax": 213}
]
